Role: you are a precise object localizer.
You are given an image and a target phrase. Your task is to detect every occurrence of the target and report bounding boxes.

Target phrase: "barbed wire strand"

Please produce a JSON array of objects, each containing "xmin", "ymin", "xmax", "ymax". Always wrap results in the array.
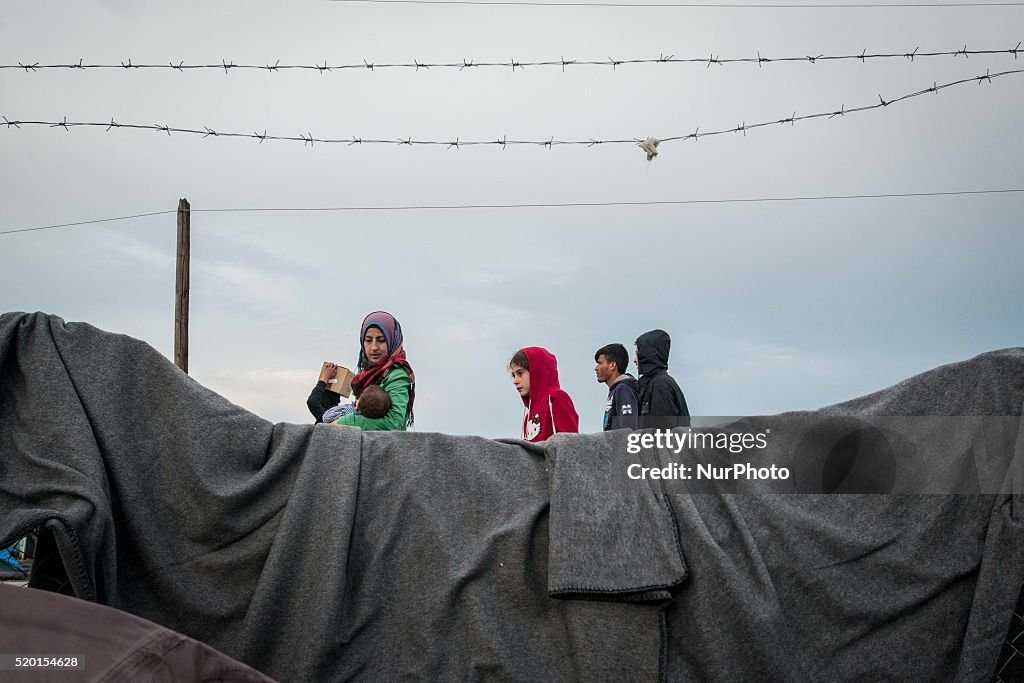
[
  {"xmin": 324, "ymin": 0, "xmax": 1024, "ymax": 8},
  {"xmin": 4, "ymin": 44, "xmax": 1021, "ymax": 73},
  {"xmin": 3, "ymin": 189, "xmax": 1022, "ymax": 237},
  {"xmin": 2, "ymin": 68, "xmax": 1020, "ymax": 151}
]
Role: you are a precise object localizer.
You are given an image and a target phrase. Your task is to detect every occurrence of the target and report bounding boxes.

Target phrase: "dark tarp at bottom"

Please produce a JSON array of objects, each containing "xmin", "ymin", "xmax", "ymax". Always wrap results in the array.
[{"xmin": 0, "ymin": 585, "xmax": 274, "ymax": 682}]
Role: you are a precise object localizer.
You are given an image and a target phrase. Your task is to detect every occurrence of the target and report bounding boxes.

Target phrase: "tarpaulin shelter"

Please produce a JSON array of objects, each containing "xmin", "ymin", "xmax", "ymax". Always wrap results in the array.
[{"xmin": 0, "ymin": 312, "xmax": 1021, "ymax": 681}]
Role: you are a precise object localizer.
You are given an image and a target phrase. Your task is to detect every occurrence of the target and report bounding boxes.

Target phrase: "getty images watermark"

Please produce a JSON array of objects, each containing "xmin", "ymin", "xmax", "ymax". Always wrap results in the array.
[
  {"xmin": 625, "ymin": 427, "xmax": 788, "ymax": 481},
  {"xmin": 611, "ymin": 416, "xmax": 1022, "ymax": 494}
]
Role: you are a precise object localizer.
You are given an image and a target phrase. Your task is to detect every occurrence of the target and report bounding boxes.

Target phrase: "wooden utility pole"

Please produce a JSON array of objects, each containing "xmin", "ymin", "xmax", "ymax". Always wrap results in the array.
[{"xmin": 174, "ymin": 198, "xmax": 190, "ymax": 373}]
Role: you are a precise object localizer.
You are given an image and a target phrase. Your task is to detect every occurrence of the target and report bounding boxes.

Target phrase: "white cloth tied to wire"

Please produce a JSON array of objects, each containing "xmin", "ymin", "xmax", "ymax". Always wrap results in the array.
[{"xmin": 639, "ymin": 137, "xmax": 659, "ymax": 161}]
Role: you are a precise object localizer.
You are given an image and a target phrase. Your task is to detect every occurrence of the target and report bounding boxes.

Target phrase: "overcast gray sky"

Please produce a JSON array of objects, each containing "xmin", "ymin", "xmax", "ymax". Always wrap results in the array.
[{"xmin": 1, "ymin": 0, "xmax": 1021, "ymax": 437}]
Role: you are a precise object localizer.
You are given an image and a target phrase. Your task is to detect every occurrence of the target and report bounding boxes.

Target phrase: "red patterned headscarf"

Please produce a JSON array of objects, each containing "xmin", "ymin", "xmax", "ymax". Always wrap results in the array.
[{"xmin": 351, "ymin": 311, "xmax": 415, "ymax": 426}]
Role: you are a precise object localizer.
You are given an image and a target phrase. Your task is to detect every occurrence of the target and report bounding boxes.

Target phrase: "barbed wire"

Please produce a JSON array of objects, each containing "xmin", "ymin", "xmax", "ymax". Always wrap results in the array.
[
  {"xmin": 3, "ymin": 189, "xmax": 1022, "ymax": 237},
  {"xmin": 3, "ymin": 44, "xmax": 1020, "ymax": 74},
  {"xmin": 2, "ymin": 68, "xmax": 1019, "ymax": 154},
  {"xmin": 324, "ymin": 0, "xmax": 1024, "ymax": 7}
]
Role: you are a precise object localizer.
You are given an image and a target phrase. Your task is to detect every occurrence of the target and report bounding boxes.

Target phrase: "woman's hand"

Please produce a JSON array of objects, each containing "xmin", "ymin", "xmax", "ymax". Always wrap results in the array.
[{"xmin": 318, "ymin": 361, "xmax": 338, "ymax": 383}]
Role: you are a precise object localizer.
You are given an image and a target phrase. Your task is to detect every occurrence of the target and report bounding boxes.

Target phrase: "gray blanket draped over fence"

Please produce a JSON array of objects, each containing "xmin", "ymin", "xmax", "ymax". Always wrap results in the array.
[{"xmin": 0, "ymin": 312, "xmax": 1021, "ymax": 681}]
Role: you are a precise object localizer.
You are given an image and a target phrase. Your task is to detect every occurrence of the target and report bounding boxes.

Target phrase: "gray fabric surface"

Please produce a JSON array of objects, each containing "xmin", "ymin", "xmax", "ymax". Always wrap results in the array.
[
  {"xmin": 1, "ymin": 311, "xmax": 1022, "ymax": 681},
  {"xmin": 0, "ymin": 312, "xmax": 676, "ymax": 681}
]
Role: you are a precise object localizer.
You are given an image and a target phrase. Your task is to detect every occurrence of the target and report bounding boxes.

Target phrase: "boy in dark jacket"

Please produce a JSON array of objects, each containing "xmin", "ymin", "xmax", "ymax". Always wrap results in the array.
[
  {"xmin": 594, "ymin": 343, "xmax": 640, "ymax": 431},
  {"xmin": 634, "ymin": 329, "xmax": 690, "ymax": 428}
]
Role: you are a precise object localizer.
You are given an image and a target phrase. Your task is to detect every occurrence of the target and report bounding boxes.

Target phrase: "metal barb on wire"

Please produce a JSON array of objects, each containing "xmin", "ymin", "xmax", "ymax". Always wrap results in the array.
[
  {"xmin": 19, "ymin": 62, "xmax": 39, "ymax": 72},
  {"xmin": 50, "ymin": 116, "xmax": 70, "ymax": 132},
  {"xmin": 859, "ymin": 49, "xmax": 867, "ymax": 63},
  {"xmin": 121, "ymin": 59, "xmax": 133, "ymax": 69},
  {"xmin": 1013, "ymin": 42, "xmax": 1022, "ymax": 59},
  {"xmin": 448, "ymin": 138, "xmax": 459, "ymax": 150},
  {"xmin": 157, "ymin": 124, "xmax": 171, "ymax": 136},
  {"xmin": 203, "ymin": 126, "xmax": 217, "ymax": 138},
  {"xmin": 905, "ymin": 47, "xmax": 919, "ymax": 61},
  {"xmin": 302, "ymin": 132, "xmax": 314, "ymax": 146},
  {"xmin": 264, "ymin": 60, "xmax": 280, "ymax": 72},
  {"xmin": 829, "ymin": 104, "xmax": 846, "ymax": 119},
  {"xmin": 979, "ymin": 69, "xmax": 993, "ymax": 83},
  {"xmin": 73, "ymin": 59, "xmax": 84, "ymax": 69},
  {"xmin": 3, "ymin": 116, "xmax": 21, "ymax": 129},
  {"xmin": 879, "ymin": 94, "xmax": 889, "ymax": 106},
  {"xmin": 348, "ymin": 136, "xmax": 362, "ymax": 146},
  {"xmin": 608, "ymin": 56, "xmax": 621, "ymax": 69},
  {"xmin": 172, "ymin": 61, "xmax": 184, "ymax": 72},
  {"xmin": 255, "ymin": 130, "xmax": 267, "ymax": 144},
  {"xmin": 364, "ymin": 60, "xmax": 374, "ymax": 70},
  {"xmin": 106, "ymin": 118, "xmax": 118, "ymax": 131}
]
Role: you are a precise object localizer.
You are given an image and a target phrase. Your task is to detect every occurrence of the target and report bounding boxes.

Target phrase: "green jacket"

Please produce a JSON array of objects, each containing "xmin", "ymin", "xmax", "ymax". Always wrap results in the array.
[{"xmin": 335, "ymin": 366, "xmax": 411, "ymax": 432}]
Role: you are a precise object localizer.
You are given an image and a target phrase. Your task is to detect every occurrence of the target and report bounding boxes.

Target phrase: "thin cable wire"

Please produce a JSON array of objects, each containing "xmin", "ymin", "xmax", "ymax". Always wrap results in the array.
[
  {"xmin": 0, "ymin": 211, "xmax": 175, "ymax": 235},
  {"xmin": 3, "ymin": 190, "xmax": 1021, "ymax": 237},
  {"xmin": 3, "ymin": 45, "xmax": 1021, "ymax": 73},
  {"xmin": 2, "ymin": 68, "xmax": 1020, "ymax": 149},
  {"xmin": 193, "ymin": 190, "xmax": 1024, "ymax": 211},
  {"xmin": 325, "ymin": 0, "xmax": 1024, "ymax": 7}
]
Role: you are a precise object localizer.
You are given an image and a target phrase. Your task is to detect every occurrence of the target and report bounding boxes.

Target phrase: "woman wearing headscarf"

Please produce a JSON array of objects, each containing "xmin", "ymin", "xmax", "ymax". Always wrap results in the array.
[{"xmin": 307, "ymin": 311, "xmax": 416, "ymax": 431}]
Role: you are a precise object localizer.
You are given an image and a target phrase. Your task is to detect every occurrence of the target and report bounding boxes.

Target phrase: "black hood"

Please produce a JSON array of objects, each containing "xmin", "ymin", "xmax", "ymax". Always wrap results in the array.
[{"xmin": 635, "ymin": 329, "xmax": 671, "ymax": 377}]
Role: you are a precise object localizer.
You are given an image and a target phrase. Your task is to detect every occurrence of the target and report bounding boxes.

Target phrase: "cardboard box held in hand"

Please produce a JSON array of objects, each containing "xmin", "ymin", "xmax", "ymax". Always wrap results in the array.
[{"xmin": 322, "ymin": 362, "xmax": 354, "ymax": 397}]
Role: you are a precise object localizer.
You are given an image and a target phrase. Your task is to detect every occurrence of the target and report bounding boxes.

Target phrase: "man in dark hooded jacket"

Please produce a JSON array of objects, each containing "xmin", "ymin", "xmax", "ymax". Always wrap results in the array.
[
  {"xmin": 595, "ymin": 343, "xmax": 640, "ymax": 431},
  {"xmin": 634, "ymin": 329, "xmax": 690, "ymax": 428}
]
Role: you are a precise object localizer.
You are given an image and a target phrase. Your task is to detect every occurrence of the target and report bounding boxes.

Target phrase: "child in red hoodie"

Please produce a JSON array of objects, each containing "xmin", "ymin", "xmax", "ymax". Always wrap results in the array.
[{"xmin": 509, "ymin": 347, "xmax": 580, "ymax": 442}]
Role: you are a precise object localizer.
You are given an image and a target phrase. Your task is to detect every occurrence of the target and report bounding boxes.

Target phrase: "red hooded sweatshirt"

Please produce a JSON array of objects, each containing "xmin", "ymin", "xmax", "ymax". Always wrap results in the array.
[{"xmin": 517, "ymin": 346, "xmax": 580, "ymax": 442}]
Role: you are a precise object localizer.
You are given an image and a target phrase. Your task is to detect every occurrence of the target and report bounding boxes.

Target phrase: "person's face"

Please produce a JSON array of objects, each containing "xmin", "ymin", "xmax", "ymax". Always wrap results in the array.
[
  {"xmin": 363, "ymin": 327, "xmax": 388, "ymax": 366},
  {"xmin": 634, "ymin": 348, "xmax": 639, "ymax": 372},
  {"xmin": 511, "ymin": 364, "xmax": 530, "ymax": 398},
  {"xmin": 594, "ymin": 355, "xmax": 615, "ymax": 383}
]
